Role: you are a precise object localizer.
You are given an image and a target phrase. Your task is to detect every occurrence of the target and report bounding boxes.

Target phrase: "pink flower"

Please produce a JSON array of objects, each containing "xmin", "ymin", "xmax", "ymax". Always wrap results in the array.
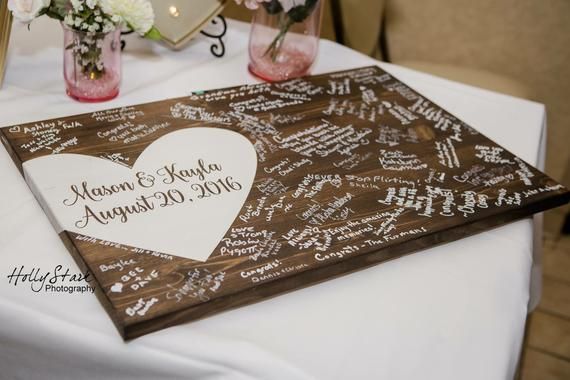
[{"xmin": 234, "ymin": 0, "xmax": 270, "ymax": 10}]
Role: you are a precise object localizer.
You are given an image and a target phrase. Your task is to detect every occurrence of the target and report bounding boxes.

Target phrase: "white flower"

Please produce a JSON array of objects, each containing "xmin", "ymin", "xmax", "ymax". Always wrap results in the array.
[
  {"xmin": 100, "ymin": 0, "xmax": 155, "ymax": 35},
  {"xmin": 8, "ymin": 0, "xmax": 51, "ymax": 23},
  {"xmin": 70, "ymin": 0, "xmax": 84, "ymax": 12},
  {"xmin": 88, "ymin": 23, "xmax": 100, "ymax": 32},
  {"xmin": 278, "ymin": 0, "xmax": 305, "ymax": 12},
  {"xmin": 102, "ymin": 20, "xmax": 115, "ymax": 33},
  {"xmin": 86, "ymin": 0, "xmax": 98, "ymax": 9}
]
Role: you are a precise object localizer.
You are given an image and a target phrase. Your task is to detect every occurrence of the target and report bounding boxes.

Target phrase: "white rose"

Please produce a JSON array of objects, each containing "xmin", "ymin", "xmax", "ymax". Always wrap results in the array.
[
  {"xmin": 278, "ymin": 0, "xmax": 305, "ymax": 12},
  {"xmin": 100, "ymin": 0, "xmax": 155, "ymax": 36},
  {"xmin": 8, "ymin": 0, "xmax": 51, "ymax": 24}
]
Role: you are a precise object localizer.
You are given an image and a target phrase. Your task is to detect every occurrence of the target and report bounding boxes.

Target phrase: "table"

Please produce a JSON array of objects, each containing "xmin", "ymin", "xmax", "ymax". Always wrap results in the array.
[{"xmin": 0, "ymin": 17, "xmax": 547, "ymax": 380}]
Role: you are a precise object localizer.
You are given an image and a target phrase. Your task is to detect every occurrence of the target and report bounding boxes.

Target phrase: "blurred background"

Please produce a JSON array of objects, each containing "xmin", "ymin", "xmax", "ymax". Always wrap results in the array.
[{"xmin": 226, "ymin": 1, "xmax": 570, "ymax": 379}]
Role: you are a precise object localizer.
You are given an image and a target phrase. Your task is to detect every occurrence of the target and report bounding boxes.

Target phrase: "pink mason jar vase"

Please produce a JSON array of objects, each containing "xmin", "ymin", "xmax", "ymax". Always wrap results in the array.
[
  {"xmin": 248, "ymin": 0, "xmax": 324, "ymax": 82},
  {"xmin": 62, "ymin": 24, "xmax": 122, "ymax": 102}
]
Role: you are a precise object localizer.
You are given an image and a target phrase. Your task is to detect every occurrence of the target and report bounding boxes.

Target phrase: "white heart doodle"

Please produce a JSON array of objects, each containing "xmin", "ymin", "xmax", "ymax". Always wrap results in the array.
[
  {"xmin": 110, "ymin": 283, "xmax": 123, "ymax": 293},
  {"xmin": 23, "ymin": 128, "xmax": 257, "ymax": 261}
]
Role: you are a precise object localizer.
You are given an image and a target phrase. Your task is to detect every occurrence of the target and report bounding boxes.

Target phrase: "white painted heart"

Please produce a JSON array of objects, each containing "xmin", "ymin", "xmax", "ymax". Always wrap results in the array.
[
  {"xmin": 23, "ymin": 128, "xmax": 257, "ymax": 261},
  {"xmin": 110, "ymin": 283, "xmax": 123, "ymax": 293}
]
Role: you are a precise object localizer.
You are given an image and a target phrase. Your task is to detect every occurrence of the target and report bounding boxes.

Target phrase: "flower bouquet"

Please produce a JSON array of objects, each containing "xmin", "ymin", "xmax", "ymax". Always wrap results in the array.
[
  {"xmin": 8, "ymin": 0, "xmax": 161, "ymax": 101},
  {"xmin": 236, "ymin": 0, "xmax": 324, "ymax": 81}
]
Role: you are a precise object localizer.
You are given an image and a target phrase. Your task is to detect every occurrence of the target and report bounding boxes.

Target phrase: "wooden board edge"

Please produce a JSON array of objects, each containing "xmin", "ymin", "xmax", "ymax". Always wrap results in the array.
[{"xmin": 0, "ymin": 128, "xmax": 24, "ymax": 175}]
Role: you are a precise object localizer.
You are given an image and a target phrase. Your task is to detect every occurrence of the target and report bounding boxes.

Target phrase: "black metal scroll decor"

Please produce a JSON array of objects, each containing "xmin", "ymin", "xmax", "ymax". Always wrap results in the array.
[
  {"xmin": 200, "ymin": 15, "xmax": 227, "ymax": 58},
  {"xmin": 120, "ymin": 30, "xmax": 133, "ymax": 51}
]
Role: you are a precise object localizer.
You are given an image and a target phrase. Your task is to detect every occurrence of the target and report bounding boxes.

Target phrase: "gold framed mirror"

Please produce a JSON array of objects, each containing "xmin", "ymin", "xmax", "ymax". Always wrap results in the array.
[{"xmin": 150, "ymin": 0, "xmax": 227, "ymax": 50}]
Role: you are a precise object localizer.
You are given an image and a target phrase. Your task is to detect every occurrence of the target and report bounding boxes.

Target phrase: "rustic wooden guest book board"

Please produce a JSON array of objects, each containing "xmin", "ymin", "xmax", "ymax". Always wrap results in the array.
[{"xmin": 1, "ymin": 66, "xmax": 569, "ymax": 339}]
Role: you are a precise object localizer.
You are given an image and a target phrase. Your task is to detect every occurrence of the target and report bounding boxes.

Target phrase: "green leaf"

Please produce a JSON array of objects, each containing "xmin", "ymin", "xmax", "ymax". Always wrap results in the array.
[
  {"xmin": 36, "ymin": 8, "xmax": 48, "ymax": 17},
  {"xmin": 50, "ymin": 0, "xmax": 68, "ymax": 19},
  {"xmin": 287, "ymin": 0, "xmax": 318, "ymax": 23},
  {"xmin": 144, "ymin": 26, "xmax": 162, "ymax": 41},
  {"xmin": 45, "ymin": 9, "xmax": 64, "ymax": 21}
]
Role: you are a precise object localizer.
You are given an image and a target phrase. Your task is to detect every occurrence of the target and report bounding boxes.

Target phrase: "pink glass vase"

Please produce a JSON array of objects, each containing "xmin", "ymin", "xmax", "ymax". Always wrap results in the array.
[
  {"xmin": 63, "ymin": 24, "xmax": 121, "ymax": 102},
  {"xmin": 248, "ymin": 0, "xmax": 323, "ymax": 82}
]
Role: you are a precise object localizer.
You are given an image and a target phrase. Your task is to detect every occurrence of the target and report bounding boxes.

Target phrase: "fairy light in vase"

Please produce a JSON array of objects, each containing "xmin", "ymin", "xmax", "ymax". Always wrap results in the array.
[{"xmin": 169, "ymin": 6, "xmax": 180, "ymax": 18}]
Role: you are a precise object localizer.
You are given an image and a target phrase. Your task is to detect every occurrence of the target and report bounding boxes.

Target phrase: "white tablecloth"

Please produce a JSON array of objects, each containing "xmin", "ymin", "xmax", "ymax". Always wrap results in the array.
[{"xmin": 0, "ymin": 18, "xmax": 546, "ymax": 380}]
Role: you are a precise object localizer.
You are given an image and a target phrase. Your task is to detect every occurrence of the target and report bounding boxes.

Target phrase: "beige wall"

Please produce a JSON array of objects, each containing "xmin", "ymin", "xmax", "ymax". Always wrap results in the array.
[{"xmin": 337, "ymin": 0, "xmax": 384, "ymax": 59}]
